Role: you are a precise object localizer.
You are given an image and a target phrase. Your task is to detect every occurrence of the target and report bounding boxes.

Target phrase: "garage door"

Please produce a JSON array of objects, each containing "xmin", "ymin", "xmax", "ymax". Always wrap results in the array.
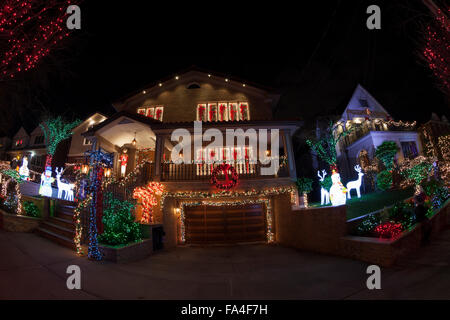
[{"xmin": 185, "ymin": 204, "xmax": 266, "ymax": 244}]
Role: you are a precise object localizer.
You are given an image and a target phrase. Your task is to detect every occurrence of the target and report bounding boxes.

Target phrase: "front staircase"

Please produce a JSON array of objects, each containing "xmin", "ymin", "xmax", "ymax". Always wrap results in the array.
[{"xmin": 37, "ymin": 200, "xmax": 76, "ymax": 250}]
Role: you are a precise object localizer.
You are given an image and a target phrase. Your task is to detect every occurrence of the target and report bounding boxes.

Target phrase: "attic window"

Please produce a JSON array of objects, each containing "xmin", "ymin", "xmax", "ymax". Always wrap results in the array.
[
  {"xmin": 358, "ymin": 99, "xmax": 369, "ymax": 109},
  {"xmin": 187, "ymin": 83, "xmax": 201, "ymax": 89}
]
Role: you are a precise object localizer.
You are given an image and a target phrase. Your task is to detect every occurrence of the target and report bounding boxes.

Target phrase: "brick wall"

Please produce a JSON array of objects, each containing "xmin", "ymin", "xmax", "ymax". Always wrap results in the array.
[{"xmin": 273, "ymin": 193, "xmax": 347, "ymax": 254}]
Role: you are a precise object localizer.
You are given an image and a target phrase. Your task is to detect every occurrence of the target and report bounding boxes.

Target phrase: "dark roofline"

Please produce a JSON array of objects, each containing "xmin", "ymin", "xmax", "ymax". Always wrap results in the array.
[
  {"xmin": 113, "ymin": 65, "xmax": 280, "ymax": 105},
  {"xmin": 82, "ymin": 111, "xmax": 162, "ymax": 137}
]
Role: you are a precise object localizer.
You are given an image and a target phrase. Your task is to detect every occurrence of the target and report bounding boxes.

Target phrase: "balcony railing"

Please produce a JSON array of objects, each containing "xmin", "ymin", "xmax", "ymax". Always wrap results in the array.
[{"xmin": 161, "ymin": 160, "xmax": 289, "ymax": 181}]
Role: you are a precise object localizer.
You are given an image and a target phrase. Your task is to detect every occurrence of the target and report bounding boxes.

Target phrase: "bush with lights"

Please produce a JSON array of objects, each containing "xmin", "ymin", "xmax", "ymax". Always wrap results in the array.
[
  {"xmin": 296, "ymin": 177, "xmax": 313, "ymax": 207},
  {"xmin": 388, "ymin": 201, "xmax": 415, "ymax": 229},
  {"xmin": 98, "ymin": 193, "xmax": 141, "ymax": 246},
  {"xmin": 376, "ymin": 170, "xmax": 392, "ymax": 191},
  {"xmin": 375, "ymin": 141, "xmax": 399, "ymax": 171},
  {"xmin": 23, "ymin": 201, "xmax": 40, "ymax": 218}
]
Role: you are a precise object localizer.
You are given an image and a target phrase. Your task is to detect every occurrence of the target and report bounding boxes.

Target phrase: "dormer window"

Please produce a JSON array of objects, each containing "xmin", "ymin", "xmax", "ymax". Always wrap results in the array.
[
  {"xmin": 197, "ymin": 102, "xmax": 250, "ymax": 122},
  {"xmin": 137, "ymin": 106, "xmax": 164, "ymax": 121},
  {"xmin": 15, "ymin": 139, "xmax": 23, "ymax": 147},
  {"xmin": 359, "ymin": 99, "xmax": 369, "ymax": 109}
]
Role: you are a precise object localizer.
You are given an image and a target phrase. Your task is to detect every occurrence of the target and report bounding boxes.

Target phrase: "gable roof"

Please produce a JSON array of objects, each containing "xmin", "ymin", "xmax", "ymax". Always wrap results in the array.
[
  {"xmin": 340, "ymin": 84, "xmax": 391, "ymax": 122},
  {"xmin": 112, "ymin": 66, "xmax": 280, "ymax": 111},
  {"xmin": 72, "ymin": 112, "xmax": 109, "ymax": 131},
  {"xmin": 12, "ymin": 127, "xmax": 29, "ymax": 140},
  {"xmin": 82, "ymin": 111, "xmax": 162, "ymax": 137}
]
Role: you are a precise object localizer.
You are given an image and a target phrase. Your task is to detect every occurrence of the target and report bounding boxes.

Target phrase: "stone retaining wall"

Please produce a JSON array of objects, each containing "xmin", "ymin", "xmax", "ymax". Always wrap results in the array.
[
  {"xmin": 0, "ymin": 209, "xmax": 42, "ymax": 232},
  {"xmin": 274, "ymin": 195, "xmax": 450, "ymax": 267}
]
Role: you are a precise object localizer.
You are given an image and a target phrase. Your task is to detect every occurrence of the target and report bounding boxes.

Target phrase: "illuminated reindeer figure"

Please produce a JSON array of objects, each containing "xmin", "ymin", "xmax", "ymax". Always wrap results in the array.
[
  {"xmin": 346, "ymin": 165, "xmax": 364, "ymax": 199},
  {"xmin": 317, "ymin": 169, "xmax": 330, "ymax": 205},
  {"xmin": 55, "ymin": 168, "xmax": 75, "ymax": 201}
]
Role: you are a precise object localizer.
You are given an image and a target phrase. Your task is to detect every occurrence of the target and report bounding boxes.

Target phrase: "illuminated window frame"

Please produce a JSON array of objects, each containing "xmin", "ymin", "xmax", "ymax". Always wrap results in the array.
[{"xmin": 137, "ymin": 106, "xmax": 164, "ymax": 122}]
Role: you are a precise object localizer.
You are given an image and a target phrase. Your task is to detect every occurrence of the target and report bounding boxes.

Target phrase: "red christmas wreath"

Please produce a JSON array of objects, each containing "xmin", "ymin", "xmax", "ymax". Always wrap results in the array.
[{"xmin": 211, "ymin": 163, "xmax": 239, "ymax": 190}]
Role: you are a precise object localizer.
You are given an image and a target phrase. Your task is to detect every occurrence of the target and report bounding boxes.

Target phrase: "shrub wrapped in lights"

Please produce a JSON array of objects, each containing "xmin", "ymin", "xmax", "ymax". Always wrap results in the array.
[
  {"xmin": 23, "ymin": 201, "xmax": 40, "ymax": 218},
  {"xmin": 373, "ymin": 222, "xmax": 403, "ymax": 239},
  {"xmin": 296, "ymin": 177, "xmax": 313, "ymax": 207},
  {"xmin": 376, "ymin": 170, "xmax": 392, "ymax": 191},
  {"xmin": 98, "ymin": 193, "xmax": 141, "ymax": 246}
]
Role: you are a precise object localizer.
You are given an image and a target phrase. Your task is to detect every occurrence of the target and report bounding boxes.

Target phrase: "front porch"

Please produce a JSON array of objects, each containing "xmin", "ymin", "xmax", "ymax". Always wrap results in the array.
[{"xmin": 83, "ymin": 112, "xmax": 300, "ymax": 187}]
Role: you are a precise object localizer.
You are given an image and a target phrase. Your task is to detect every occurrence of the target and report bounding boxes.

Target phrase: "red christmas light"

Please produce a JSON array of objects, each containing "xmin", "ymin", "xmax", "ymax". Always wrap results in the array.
[
  {"xmin": 132, "ymin": 182, "xmax": 164, "ymax": 224},
  {"xmin": 0, "ymin": 0, "xmax": 81, "ymax": 80},
  {"xmin": 374, "ymin": 222, "xmax": 403, "ymax": 239},
  {"xmin": 421, "ymin": 6, "xmax": 450, "ymax": 97}
]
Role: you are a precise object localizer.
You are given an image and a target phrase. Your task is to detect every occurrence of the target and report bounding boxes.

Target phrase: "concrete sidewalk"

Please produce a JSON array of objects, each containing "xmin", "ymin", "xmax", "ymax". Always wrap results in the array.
[{"xmin": 1, "ymin": 229, "xmax": 450, "ymax": 299}]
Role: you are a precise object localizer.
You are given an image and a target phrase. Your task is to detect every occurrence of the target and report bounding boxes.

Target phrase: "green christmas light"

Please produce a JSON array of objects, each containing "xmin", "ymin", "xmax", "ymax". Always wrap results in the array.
[
  {"xmin": 375, "ymin": 141, "xmax": 399, "ymax": 170},
  {"xmin": 40, "ymin": 116, "xmax": 81, "ymax": 166}
]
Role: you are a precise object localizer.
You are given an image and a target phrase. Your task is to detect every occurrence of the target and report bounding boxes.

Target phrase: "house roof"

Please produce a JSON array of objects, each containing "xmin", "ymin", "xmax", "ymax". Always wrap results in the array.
[
  {"xmin": 72, "ymin": 112, "xmax": 109, "ymax": 131},
  {"xmin": 112, "ymin": 65, "xmax": 280, "ymax": 110},
  {"xmin": 82, "ymin": 111, "xmax": 162, "ymax": 137},
  {"xmin": 12, "ymin": 127, "xmax": 29, "ymax": 140},
  {"xmin": 339, "ymin": 84, "xmax": 391, "ymax": 121}
]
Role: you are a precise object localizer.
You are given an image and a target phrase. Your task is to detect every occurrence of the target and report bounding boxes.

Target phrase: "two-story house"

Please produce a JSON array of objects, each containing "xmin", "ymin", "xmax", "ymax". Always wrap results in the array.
[
  {"xmin": 6, "ymin": 124, "xmax": 71, "ymax": 175},
  {"xmin": 334, "ymin": 84, "xmax": 421, "ymax": 188},
  {"xmin": 80, "ymin": 67, "xmax": 302, "ymax": 247}
]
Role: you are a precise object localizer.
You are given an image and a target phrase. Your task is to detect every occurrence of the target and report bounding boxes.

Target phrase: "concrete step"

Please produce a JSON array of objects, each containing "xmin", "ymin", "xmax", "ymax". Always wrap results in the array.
[
  {"xmin": 56, "ymin": 204, "xmax": 75, "ymax": 215},
  {"xmin": 55, "ymin": 210, "xmax": 74, "ymax": 222},
  {"xmin": 37, "ymin": 228, "xmax": 76, "ymax": 250},
  {"xmin": 40, "ymin": 221, "xmax": 75, "ymax": 239},
  {"xmin": 49, "ymin": 217, "xmax": 75, "ymax": 230}
]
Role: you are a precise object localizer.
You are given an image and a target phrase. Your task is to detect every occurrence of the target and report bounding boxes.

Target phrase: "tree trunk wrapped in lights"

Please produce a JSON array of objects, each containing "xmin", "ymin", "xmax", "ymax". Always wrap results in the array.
[{"xmin": 39, "ymin": 116, "xmax": 81, "ymax": 168}]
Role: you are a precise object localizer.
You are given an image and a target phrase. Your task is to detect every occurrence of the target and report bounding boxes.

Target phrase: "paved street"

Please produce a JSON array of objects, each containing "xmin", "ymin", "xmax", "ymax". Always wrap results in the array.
[{"xmin": 1, "ymin": 228, "xmax": 450, "ymax": 300}]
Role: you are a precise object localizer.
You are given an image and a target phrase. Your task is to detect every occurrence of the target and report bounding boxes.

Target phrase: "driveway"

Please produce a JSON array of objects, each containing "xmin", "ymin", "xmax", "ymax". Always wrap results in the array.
[{"xmin": 1, "ymin": 229, "xmax": 450, "ymax": 299}]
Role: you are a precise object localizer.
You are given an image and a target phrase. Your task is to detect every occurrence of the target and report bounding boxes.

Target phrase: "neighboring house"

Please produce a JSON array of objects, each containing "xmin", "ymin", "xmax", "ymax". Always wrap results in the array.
[
  {"xmin": 81, "ymin": 67, "xmax": 301, "ymax": 248},
  {"xmin": 333, "ymin": 84, "xmax": 421, "ymax": 184},
  {"xmin": 7, "ymin": 126, "xmax": 46, "ymax": 173},
  {"xmin": 418, "ymin": 113, "xmax": 450, "ymax": 160},
  {"xmin": 67, "ymin": 112, "xmax": 108, "ymax": 163},
  {"xmin": 6, "ymin": 124, "xmax": 70, "ymax": 174},
  {"xmin": 0, "ymin": 137, "xmax": 11, "ymax": 161}
]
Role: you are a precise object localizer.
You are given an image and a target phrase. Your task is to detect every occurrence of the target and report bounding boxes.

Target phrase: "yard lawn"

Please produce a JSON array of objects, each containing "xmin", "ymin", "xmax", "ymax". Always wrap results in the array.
[{"xmin": 310, "ymin": 187, "xmax": 415, "ymax": 220}]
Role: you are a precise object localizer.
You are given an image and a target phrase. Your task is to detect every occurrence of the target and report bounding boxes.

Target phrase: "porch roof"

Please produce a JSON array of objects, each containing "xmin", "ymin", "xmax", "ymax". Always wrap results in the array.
[{"xmin": 82, "ymin": 111, "xmax": 161, "ymax": 137}]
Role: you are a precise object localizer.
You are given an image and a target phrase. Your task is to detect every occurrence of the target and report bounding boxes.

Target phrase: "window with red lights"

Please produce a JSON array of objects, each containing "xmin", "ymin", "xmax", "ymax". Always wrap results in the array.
[
  {"xmin": 197, "ymin": 102, "xmax": 250, "ymax": 122},
  {"xmin": 137, "ymin": 106, "xmax": 164, "ymax": 121}
]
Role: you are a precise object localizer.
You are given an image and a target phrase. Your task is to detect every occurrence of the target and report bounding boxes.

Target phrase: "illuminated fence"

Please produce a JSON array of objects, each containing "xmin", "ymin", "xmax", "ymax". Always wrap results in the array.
[{"xmin": 161, "ymin": 160, "xmax": 288, "ymax": 181}]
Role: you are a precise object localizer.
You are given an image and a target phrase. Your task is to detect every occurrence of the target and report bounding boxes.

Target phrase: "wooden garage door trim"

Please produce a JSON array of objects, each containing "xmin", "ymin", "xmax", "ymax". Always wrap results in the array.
[{"xmin": 184, "ymin": 203, "xmax": 267, "ymax": 244}]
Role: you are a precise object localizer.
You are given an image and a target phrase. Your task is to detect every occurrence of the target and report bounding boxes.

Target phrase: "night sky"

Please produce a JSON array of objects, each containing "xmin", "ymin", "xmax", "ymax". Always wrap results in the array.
[{"xmin": 0, "ymin": 0, "xmax": 448, "ymax": 137}]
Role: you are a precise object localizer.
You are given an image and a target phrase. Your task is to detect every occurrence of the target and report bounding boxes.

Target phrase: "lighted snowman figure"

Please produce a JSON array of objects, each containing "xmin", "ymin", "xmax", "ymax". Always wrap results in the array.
[
  {"xmin": 329, "ymin": 170, "xmax": 347, "ymax": 206},
  {"xmin": 39, "ymin": 166, "xmax": 55, "ymax": 197},
  {"xmin": 18, "ymin": 156, "xmax": 30, "ymax": 180}
]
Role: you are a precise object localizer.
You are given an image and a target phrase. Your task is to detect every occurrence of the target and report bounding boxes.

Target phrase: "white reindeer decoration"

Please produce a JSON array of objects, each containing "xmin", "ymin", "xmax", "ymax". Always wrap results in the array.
[
  {"xmin": 55, "ymin": 168, "xmax": 75, "ymax": 201},
  {"xmin": 346, "ymin": 165, "xmax": 364, "ymax": 199},
  {"xmin": 317, "ymin": 169, "xmax": 330, "ymax": 205}
]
